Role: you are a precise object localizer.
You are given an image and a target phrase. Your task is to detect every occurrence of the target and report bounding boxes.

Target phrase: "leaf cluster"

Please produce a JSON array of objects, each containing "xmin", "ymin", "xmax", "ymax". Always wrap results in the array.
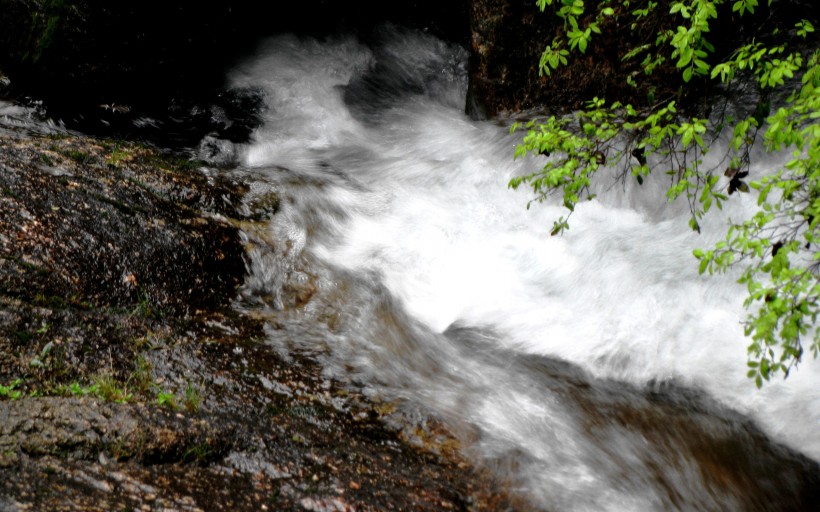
[{"xmin": 517, "ymin": 0, "xmax": 819, "ymax": 385}]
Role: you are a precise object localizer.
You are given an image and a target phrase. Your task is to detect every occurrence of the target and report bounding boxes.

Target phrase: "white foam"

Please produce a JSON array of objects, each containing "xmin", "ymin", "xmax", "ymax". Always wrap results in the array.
[{"xmin": 235, "ymin": 28, "xmax": 820, "ymax": 509}]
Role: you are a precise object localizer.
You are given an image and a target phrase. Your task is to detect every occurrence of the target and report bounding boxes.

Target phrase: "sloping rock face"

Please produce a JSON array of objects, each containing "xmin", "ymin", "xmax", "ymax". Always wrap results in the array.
[
  {"xmin": 0, "ymin": 126, "xmax": 517, "ymax": 510},
  {"xmin": 0, "ymin": 137, "xmax": 245, "ymax": 315}
]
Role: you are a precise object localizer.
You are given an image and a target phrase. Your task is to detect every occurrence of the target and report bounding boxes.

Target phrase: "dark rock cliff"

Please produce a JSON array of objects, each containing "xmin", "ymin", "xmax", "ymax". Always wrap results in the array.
[
  {"xmin": 1, "ymin": 0, "xmax": 817, "ymax": 126},
  {"xmin": 466, "ymin": 0, "xmax": 819, "ymax": 118},
  {"xmin": 0, "ymin": 1, "xmax": 469, "ymax": 134}
]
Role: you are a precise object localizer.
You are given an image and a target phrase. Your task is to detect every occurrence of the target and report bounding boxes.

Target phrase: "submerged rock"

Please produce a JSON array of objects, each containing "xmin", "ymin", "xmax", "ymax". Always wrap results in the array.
[{"xmin": 197, "ymin": 135, "xmax": 238, "ymax": 168}]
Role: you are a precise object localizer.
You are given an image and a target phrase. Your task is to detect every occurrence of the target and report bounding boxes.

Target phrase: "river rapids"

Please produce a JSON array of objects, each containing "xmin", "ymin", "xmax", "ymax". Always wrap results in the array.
[{"xmin": 222, "ymin": 26, "xmax": 818, "ymax": 511}]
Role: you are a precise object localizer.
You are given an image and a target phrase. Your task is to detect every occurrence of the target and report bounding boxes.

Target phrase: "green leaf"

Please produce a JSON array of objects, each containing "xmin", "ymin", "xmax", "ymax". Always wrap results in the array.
[{"xmin": 677, "ymin": 48, "xmax": 693, "ymax": 68}]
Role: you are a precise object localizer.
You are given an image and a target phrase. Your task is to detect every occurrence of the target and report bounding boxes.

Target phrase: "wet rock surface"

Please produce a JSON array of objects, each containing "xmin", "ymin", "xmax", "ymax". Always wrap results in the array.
[{"xmin": 0, "ymin": 130, "xmax": 516, "ymax": 510}]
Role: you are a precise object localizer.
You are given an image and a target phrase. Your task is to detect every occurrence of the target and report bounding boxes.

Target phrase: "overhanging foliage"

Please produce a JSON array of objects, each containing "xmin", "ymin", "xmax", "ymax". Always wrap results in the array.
[{"xmin": 513, "ymin": 0, "xmax": 819, "ymax": 386}]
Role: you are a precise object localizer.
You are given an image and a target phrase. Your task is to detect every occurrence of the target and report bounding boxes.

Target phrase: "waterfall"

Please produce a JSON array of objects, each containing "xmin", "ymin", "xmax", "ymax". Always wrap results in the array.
[{"xmin": 227, "ymin": 25, "xmax": 819, "ymax": 511}]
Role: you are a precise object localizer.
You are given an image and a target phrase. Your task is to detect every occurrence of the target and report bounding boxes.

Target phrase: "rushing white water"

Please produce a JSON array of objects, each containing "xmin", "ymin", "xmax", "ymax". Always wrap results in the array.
[
  {"xmin": 0, "ymin": 100, "xmax": 65, "ymax": 137},
  {"xmin": 229, "ymin": 26, "xmax": 820, "ymax": 511}
]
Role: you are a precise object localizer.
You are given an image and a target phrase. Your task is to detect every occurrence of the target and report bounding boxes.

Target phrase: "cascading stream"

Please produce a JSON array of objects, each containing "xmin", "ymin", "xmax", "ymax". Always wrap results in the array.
[{"xmin": 227, "ymin": 26, "xmax": 819, "ymax": 511}]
